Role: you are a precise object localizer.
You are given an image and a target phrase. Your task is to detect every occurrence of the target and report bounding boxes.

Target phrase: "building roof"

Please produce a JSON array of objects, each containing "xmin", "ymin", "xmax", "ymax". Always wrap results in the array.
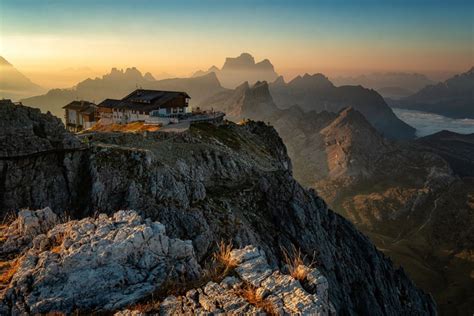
[
  {"xmin": 97, "ymin": 99, "xmax": 121, "ymax": 108},
  {"xmin": 63, "ymin": 100, "xmax": 96, "ymax": 111},
  {"xmin": 97, "ymin": 89, "xmax": 191, "ymax": 112},
  {"xmin": 123, "ymin": 89, "xmax": 190, "ymax": 104}
]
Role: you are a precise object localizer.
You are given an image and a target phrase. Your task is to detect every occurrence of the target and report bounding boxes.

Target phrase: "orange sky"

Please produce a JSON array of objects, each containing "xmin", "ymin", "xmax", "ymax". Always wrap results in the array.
[{"xmin": 1, "ymin": 1, "xmax": 472, "ymax": 88}]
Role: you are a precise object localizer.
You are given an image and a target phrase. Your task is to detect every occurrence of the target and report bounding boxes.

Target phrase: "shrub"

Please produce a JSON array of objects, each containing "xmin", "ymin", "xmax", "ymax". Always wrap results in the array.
[{"xmin": 237, "ymin": 283, "xmax": 278, "ymax": 316}]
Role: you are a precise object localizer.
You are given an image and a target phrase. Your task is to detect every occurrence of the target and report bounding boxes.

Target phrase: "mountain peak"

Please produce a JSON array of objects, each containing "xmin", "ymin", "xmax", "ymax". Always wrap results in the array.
[
  {"xmin": 222, "ymin": 52, "xmax": 256, "ymax": 70},
  {"xmin": 273, "ymin": 76, "xmax": 285, "ymax": 85},
  {"xmin": 0, "ymin": 56, "xmax": 12, "ymax": 66},
  {"xmin": 288, "ymin": 72, "xmax": 334, "ymax": 89}
]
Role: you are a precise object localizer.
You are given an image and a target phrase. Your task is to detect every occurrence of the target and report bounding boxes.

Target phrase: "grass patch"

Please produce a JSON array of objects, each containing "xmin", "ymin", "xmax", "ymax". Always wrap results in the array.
[
  {"xmin": 282, "ymin": 246, "xmax": 316, "ymax": 282},
  {"xmin": 213, "ymin": 240, "xmax": 237, "ymax": 273}
]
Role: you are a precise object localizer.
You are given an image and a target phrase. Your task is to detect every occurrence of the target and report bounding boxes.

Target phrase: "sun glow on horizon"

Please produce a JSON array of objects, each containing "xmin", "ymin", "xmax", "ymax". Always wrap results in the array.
[{"xmin": 1, "ymin": 0, "xmax": 472, "ymax": 88}]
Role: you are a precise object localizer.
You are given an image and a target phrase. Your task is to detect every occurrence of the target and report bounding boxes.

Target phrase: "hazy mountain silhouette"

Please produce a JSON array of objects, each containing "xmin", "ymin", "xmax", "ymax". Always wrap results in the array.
[
  {"xmin": 0, "ymin": 56, "xmax": 45, "ymax": 100},
  {"xmin": 21, "ymin": 68, "xmax": 225, "ymax": 119},
  {"xmin": 392, "ymin": 67, "xmax": 474, "ymax": 119},
  {"xmin": 268, "ymin": 74, "xmax": 416, "ymax": 139},
  {"xmin": 332, "ymin": 72, "xmax": 434, "ymax": 99},
  {"xmin": 192, "ymin": 53, "xmax": 279, "ymax": 88}
]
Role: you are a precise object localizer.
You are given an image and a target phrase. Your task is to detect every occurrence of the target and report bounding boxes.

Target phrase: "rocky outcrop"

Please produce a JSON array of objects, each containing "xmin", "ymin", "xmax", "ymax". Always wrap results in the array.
[
  {"xmin": 0, "ymin": 104, "xmax": 436, "ymax": 315},
  {"xmin": 119, "ymin": 245, "xmax": 334, "ymax": 315},
  {"xmin": 0, "ymin": 210, "xmax": 201, "ymax": 314},
  {"xmin": 0, "ymin": 207, "xmax": 59, "ymax": 255},
  {"xmin": 0, "ymin": 99, "xmax": 80, "ymax": 157},
  {"xmin": 0, "ymin": 100, "xmax": 85, "ymax": 213}
]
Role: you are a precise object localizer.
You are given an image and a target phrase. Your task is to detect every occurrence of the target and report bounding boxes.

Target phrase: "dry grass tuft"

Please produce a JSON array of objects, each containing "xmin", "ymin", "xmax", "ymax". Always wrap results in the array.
[
  {"xmin": 282, "ymin": 246, "xmax": 316, "ymax": 282},
  {"xmin": 0, "ymin": 259, "xmax": 20, "ymax": 285},
  {"xmin": 213, "ymin": 240, "xmax": 237, "ymax": 270},
  {"xmin": 237, "ymin": 283, "xmax": 278, "ymax": 316}
]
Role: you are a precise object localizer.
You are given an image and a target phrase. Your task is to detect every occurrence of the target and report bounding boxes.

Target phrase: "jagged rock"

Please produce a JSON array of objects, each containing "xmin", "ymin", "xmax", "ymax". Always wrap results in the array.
[
  {"xmin": 0, "ymin": 207, "xmax": 59, "ymax": 254},
  {"xmin": 0, "ymin": 99, "xmax": 80, "ymax": 157},
  {"xmin": 133, "ymin": 246, "xmax": 333, "ymax": 315},
  {"xmin": 0, "ymin": 210, "xmax": 201, "ymax": 314},
  {"xmin": 0, "ymin": 105, "xmax": 436, "ymax": 315}
]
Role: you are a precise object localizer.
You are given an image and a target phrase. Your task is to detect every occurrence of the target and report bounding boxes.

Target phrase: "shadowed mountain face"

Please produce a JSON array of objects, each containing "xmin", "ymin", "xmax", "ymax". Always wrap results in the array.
[
  {"xmin": 268, "ymin": 74, "xmax": 416, "ymax": 139},
  {"xmin": 21, "ymin": 69, "xmax": 225, "ymax": 119},
  {"xmin": 0, "ymin": 100, "xmax": 436, "ymax": 315},
  {"xmin": 0, "ymin": 56, "xmax": 45, "ymax": 100},
  {"xmin": 416, "ymin": 130, "xmax": 474, "ymax": 178},
  {"xmin": 193, "ymin": 53, "xmax": 279, "ymax": 88},
  {"xmin": 199, "ymin": 83, "xmax": 473, "ymax": 314},
  {"xmin": 331, "ymin": 72, "xmax": 435, "ymax": 99},
  {"xmin": 391, "ymin": 67, "xmax": 474, "ymax": 119}
]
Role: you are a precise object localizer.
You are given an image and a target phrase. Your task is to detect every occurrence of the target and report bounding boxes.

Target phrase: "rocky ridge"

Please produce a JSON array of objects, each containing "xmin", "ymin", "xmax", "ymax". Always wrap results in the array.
[
  {"xmin": 199, "ymin": 83, "xmax": 473, "ymax": 313},
  {"xmin": 0, "ymin": 209, "xmax": 333, "ymax": 315},
  {"xmin": 0, "ymin": 101, "xmax": 436, "ymax": 315}
]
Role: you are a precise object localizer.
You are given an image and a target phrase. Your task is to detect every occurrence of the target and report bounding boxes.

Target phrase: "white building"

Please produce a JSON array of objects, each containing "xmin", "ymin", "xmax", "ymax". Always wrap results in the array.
[{"xmin": 97, "ymin": 89, "xmax": 190, "ymax": 125}]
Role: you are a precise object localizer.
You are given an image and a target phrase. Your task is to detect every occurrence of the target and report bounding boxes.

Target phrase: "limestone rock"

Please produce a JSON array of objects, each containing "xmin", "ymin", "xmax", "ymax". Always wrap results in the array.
[
  {"xmin": 0, "ymin": 210, "xmax": 201, "ymax": 314},
  {"xmin": 1, "ymin": 207, "xmax": 59, "ymax": 254},
  {"xmin": 130, "ymin": 246, "xmax": 333, "ymax": 315}
]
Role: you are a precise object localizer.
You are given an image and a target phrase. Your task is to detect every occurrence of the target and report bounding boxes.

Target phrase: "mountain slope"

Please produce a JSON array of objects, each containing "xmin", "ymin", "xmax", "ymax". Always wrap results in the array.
[
  {"xmin": 393, "ymin": 67, "xmax": 474, "ymax": 118},
  {"xmin": 21, "ymin": 69, "xmax": 224, "ymax": 119},
  {"xmin": 0, "ymin": 100, "xmax": 435, "ymax": 315},
  {"xmin": 331, "ymin": 72, "xmax": 434, "ymax": 99},
  {"xmin": 269, "ymin": 74, "xmax": 416, "ymax": 139},
  {"xmin": 416, "ymin": 130, "xmax": 474, "ymax": 177},
  {"xmin": 193, "ymin": 53, "xmax": 279, "ymax": 88},
  {"xmin": 0, "ymin": 56, "xmax": 44, "ymax": 100},
  {"xmin": 198, "ymin": 84, "xmax": 472, "ymax": 314},
  {"xmin": 292, "ymin": 110, "xmax": 473, "ymax": 315}
]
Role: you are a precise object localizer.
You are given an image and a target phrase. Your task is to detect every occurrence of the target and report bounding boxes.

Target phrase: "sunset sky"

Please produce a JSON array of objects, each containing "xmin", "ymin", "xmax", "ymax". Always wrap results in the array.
[{"xmin": 1, "ymin": 0, "xmax": 473, "ymax": 88}]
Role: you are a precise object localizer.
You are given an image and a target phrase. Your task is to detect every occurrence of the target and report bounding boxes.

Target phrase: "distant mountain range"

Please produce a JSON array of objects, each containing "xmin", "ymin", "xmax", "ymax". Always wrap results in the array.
[
  {"xmin": 0, "ymin": 56, "xmax": 45, "ymax": 100},
  {"xmin": 332, "ymin": 72, "xmax": 435, "ymax": 99},
  {"xmin": 268, "ymin": 73, "xmax": 415, "ymax": 139},
  {"xmin": 390, "ymin": 67, "xmax": 474, "ymax": 119},
  {"xmin": 21, "ymin": 68, "xmax": 225, "ymax": 119},
  {"xmin": 193, "ymin": 53, "xmax": 279, "ymax": 88}
]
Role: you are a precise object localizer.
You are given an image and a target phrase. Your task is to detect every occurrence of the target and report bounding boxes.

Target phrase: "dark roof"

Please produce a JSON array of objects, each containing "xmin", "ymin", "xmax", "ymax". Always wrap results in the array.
[
  {"xmin": 97, "ymin": 89, "xmax": 190, "ymax": 112},
  {"xmin": 97, "ymin": 99, "xmax": 121, "ymax": 108},
  {"xmin": 123, "ymin": 89, "xmax": 190, "ymax": 104},
  {"xmin": 63, "ymin": 100, "xmax": 96, "ymax": 111}
]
